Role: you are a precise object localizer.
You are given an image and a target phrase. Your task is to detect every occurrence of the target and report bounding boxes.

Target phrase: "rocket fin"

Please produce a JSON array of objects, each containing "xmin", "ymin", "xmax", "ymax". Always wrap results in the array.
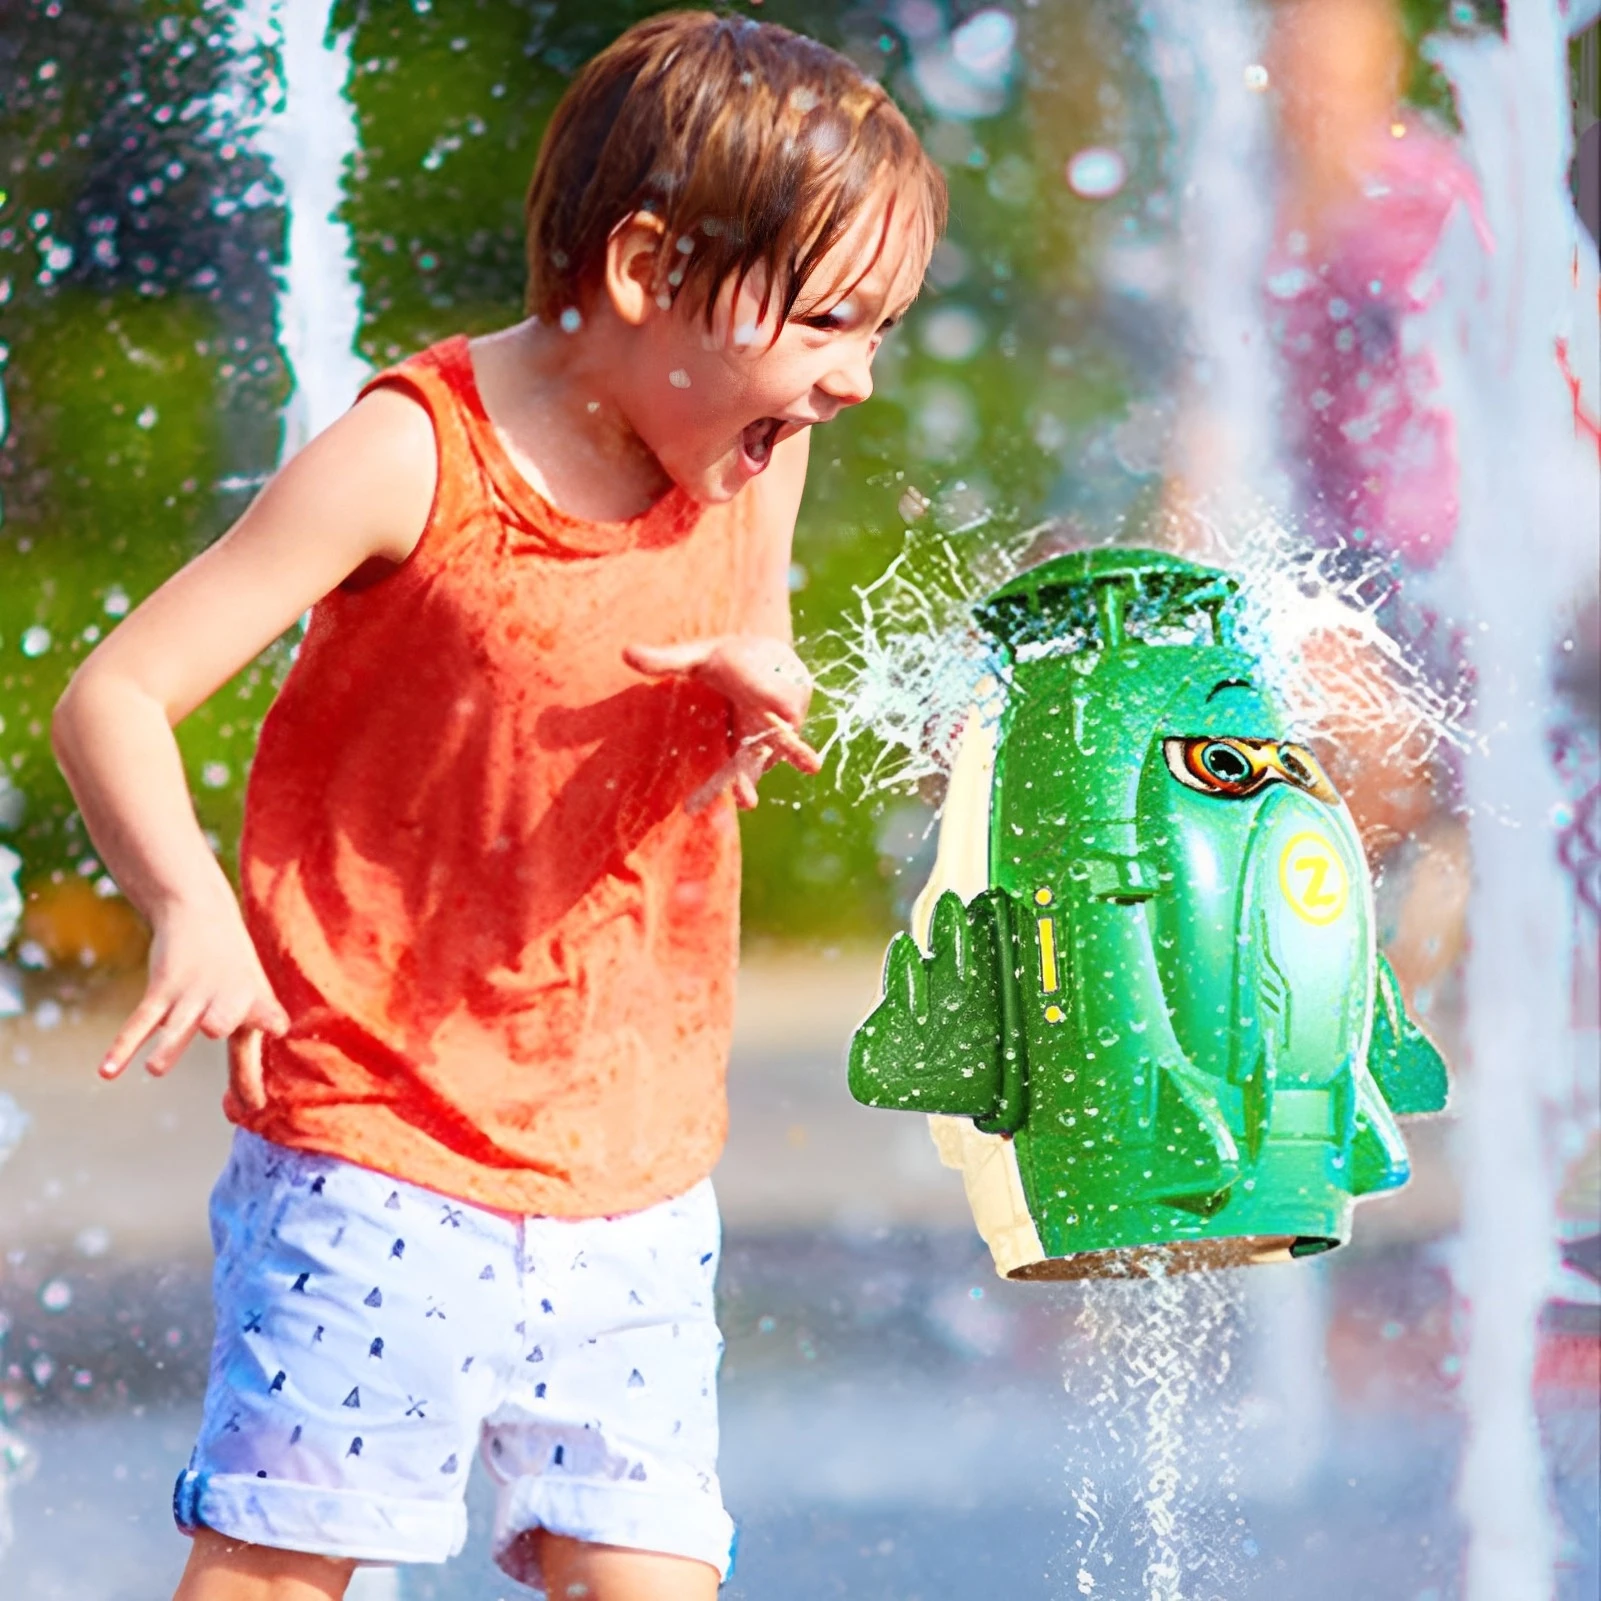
[
  {"xmin": 1146, "ymin": 1061, "xmax": 1241, "ymax": 1211},
  {"xmin": 1364, "ymin": 953, "xmax": 1450, "ymax": 1116},
  {"xmin": 1349, "ymin": 1067, "xmax": 1412, "ymax": 1196},
  {"xmin": 848, "ymin": 889, "xmax": 1022, "ymax": 1124}
]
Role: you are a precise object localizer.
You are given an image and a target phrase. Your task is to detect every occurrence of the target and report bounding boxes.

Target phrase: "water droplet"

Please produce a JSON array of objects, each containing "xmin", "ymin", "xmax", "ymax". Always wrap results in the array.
[
  {"xmin": 20, "ymin": 626, "xmax": 51, "ymax": 658},
  {"xmin": 1244, "ymin": 63, "xmax": 1269, "ymax": 91},
  {"xmin": 39, "ymin": 1278, "xmax": 71, "ymax": 1312},
  {"xmin": 1065, "ymin": 147, "xmax": 1127, "ymax": 200},
  {"xmin": 919, "ymin": 304, "xmax": 986, "ymax": 362},
  {"xmin": 897, "ymin": 485, "xmax": 931, "ymax": 522},
  {"xmin": 559, "ymin": 307, "xmax": 582, "ymax": 334}
]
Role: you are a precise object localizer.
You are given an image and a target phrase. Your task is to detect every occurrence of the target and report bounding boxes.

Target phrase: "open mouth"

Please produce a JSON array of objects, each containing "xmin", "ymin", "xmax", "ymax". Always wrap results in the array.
[{"xmin": 740, "ymin": 417, "xmax": 784, "ymax": 471}]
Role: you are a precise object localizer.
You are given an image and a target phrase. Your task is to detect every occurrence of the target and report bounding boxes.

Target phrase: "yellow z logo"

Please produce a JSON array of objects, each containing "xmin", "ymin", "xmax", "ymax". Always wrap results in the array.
[{"xmin": 1278, "ymin": 832, "xmax": 1349, "ymax": 926}]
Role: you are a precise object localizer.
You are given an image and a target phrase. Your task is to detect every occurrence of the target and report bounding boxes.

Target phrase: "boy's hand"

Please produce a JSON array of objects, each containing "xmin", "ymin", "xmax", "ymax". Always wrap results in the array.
[
  {"xmin": 624, "ymin": 634, "xmax": 822, "ymax": 811},
  {"xmin": 100, "ymin": 887, "xmax": 289, "ymax": 1111}
]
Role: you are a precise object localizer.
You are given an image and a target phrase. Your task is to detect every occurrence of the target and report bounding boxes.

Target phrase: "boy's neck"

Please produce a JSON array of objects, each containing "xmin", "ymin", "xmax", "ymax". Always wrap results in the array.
[{"xmin": 470, "ymin": 316, "xmax": 676, "ymax": 523}]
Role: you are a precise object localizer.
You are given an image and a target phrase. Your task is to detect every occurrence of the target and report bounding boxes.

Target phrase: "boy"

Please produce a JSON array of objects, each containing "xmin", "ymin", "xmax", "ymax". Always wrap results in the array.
[{"xmin": 51, "ymin": 13, "xmax": 944, "ymax": 1601}]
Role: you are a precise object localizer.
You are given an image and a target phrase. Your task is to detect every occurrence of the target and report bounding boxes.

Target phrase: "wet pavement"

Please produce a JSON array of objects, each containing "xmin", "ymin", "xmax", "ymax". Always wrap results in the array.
[{"xmin": 0, "ymin": 958, "xmax": 1594, "ymax": 1600}]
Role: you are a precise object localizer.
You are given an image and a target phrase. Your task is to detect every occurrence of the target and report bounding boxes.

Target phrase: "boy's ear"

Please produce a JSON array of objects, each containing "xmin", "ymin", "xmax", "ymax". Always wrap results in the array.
[{"xmin": 604, "ymin": 211, "xmax": 670, "ymax": 327}]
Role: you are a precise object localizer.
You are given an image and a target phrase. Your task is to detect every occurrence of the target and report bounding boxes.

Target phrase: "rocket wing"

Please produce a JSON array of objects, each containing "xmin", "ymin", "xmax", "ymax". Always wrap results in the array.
[
  {"xmin": 848, "ymin": 888, "xmax": 1028, "ymax": 1132},
  {"xmin": 1364, "ymin": 952, "xmax": 1450, "ymax": 1116}
]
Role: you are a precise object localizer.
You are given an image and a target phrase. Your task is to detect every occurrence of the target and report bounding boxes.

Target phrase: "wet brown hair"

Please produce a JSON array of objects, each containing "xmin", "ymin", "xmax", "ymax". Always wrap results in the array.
[{"xmin": 523, "ymin": 11, "xmax": 947, "ymax": 327}]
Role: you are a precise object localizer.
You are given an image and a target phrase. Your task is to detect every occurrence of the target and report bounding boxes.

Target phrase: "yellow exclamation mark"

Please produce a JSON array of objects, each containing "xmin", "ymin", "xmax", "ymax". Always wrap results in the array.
[{"xmin": 1034, "ymin": 887, "xmax": 1061, "ymax": 1021}]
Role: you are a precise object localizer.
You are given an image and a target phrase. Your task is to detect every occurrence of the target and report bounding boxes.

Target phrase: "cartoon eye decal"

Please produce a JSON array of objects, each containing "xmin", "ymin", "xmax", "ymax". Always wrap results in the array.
[
  {"xmin": 1275, "ymin": 742, "xmax": 1339, "ymax": 805},
  {"xmin": 1165, "ymin": 738, "xmax": 1272, "ymax": 797},
  {"xmin": 1163, "ymin": 738, "xmax": 1340, "ymax": 805}
]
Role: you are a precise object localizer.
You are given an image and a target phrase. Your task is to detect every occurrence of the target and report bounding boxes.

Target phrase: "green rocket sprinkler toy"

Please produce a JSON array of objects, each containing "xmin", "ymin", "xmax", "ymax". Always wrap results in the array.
[{"xmin": 848, "ymin": 549, "xmax": 1448, "ymax": 1279}]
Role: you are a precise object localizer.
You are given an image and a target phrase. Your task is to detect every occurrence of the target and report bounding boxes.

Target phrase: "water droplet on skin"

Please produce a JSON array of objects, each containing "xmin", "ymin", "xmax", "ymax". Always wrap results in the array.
[
  {"xmin": 668, "ymin": 369, "xmax": 691, "ymax": 389},
  {"xmin": 559, "ymin": 308, "xmax": 582, "ymax": 334}
]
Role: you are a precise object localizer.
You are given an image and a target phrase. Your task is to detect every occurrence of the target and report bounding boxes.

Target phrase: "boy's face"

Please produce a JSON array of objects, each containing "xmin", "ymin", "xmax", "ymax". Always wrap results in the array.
[{"xmin": 617, "ymin": 195, "xmax": 928, "ymax": 504}]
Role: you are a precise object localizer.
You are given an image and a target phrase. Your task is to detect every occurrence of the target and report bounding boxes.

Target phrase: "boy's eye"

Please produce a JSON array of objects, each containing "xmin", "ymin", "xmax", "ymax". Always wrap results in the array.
[
  {"xmin": 800, "ymin": 308, "xmax": 899, "ymax": 337},
  {"xmin": 802, "ymin": 299, "xmax": 856, "ymax": 332}
]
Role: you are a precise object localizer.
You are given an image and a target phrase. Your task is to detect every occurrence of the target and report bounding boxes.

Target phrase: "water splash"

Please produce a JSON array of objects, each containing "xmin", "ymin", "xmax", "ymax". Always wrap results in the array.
[
  {"xmin": 229, "ymin": 0, "xmax": 369, "ymax": 459},
  {"xmin": 814, "ymin": 522, "xmax": 1039, "ymax": 795},
  {"xmin": 1138, "ymin": 0, "xmax": 1286, "ymax": 515},
  {"xmin": 1063, "ymin": 1265, "xmax": 1246, "ymax": 1600},
  {"xmin": 0, "ymin": 845, "xmax": 20, "ymax": 1021},
  {"xmin": 1166, "ymin": 499, "xmax": 1474, "ymax": 767},
  {"xmin": 0, "ymin": 1423, "xmax": 37, "ymax": 1579},
  {"xmin": 817, "ymin": 506, "xmax": 1472, "ymax": 812},
  {"xmin": 0, "ymin": 1081, "xmax": 27, "ymax": 1565},
  {"xmin": 1420, "ymin": 6, "xmax": 1601, "ymax": 1598}
]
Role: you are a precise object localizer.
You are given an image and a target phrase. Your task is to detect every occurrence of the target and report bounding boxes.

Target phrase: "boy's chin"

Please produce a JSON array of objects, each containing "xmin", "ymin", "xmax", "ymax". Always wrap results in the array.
[{"xmin": 673, "ymin": 446, "xmax": 756, "ymax": 506}]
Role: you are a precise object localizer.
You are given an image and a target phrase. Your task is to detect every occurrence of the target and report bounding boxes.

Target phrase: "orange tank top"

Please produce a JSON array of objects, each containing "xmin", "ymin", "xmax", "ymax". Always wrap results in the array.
[{"xmin": 233, "ymin": 335, "xmax": 758, "ymax": 1217}]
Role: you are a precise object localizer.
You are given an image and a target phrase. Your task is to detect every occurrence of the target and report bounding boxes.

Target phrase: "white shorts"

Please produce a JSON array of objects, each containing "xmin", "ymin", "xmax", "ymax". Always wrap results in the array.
[{"xmin": 174, "ymin": 1130, "xmax": 733, "ymax": 1592}]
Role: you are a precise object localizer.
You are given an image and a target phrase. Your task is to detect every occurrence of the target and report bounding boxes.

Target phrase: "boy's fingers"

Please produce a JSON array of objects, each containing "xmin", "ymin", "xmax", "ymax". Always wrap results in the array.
[
  {"xmin": 756, "ymin": 717, "xmax": 822, "ymax": 774},
  {"xmin": 143, "ymin": 1001, "xmax": 205, "ymax": 1078},
  {"xmin": 100, "ymin": 993, "xmax": 172, "ymax": 1080},
  {"xmin": 198, "ymin": 997, "xmax": 250, "ymax": 1042},
  {"xmin": 685, "ymin": 746, "xmax": 761, "ymax": 814},
  {"xmin": 623, "ymin": 640, "xmax": 716, "ymax": 678},
  {"xmin": 229, "ymin": 1029, "xmax": 268, "ymax": 1112}
]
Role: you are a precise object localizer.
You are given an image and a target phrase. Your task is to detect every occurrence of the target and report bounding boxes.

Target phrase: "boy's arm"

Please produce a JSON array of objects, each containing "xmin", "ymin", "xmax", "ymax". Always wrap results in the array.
[
  {"xmin": 52, "ymin": 387, "xmax": 437, "ymax": 1094},
  {"xmin": 624, "ymin": 429, "xmax": 819, "ymax": 809}
]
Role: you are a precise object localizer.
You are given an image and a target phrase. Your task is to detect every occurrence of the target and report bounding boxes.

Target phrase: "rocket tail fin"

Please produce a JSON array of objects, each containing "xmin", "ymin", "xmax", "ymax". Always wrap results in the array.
[{"xmin": 1365, "ymin": 953, "xmax": 1450, "ymax": 1116}]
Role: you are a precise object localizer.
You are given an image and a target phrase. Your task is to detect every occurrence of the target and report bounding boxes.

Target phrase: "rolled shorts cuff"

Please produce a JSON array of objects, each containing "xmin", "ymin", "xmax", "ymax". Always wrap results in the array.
[
  {"xmin": 174, "ymin": 1468, "xmax": 468, "ymax": 1565},
  {"xmin": 493, "ymin": 1477, "xmax": 736, "ymax": 1586}
]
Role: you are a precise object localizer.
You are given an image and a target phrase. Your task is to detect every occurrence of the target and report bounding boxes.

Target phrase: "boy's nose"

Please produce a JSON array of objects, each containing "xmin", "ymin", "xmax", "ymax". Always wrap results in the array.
[{"xmin": 816, "ymin": 349, "xmax": 874, "ymax": 411}]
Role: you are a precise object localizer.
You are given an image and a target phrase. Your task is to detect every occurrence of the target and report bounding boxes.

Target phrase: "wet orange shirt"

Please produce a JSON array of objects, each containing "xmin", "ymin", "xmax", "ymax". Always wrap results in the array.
[{"xmin": 233, "ymin": 336, "xmax": 758, "ymax": 1217}]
